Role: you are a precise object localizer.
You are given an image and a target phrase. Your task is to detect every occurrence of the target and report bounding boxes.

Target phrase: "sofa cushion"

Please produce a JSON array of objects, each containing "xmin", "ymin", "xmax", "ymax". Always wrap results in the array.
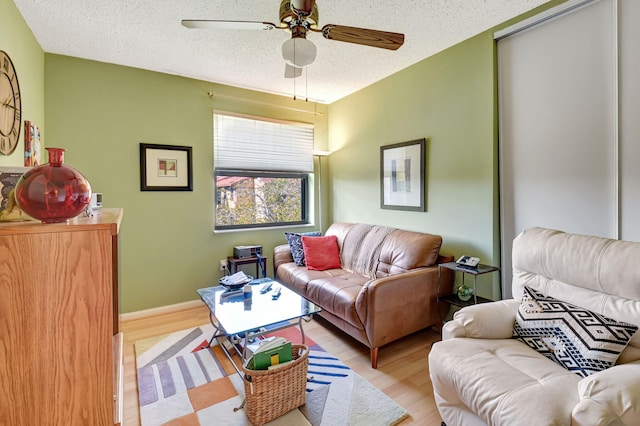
[
  {"xmin": 327, "ymin": 223, "xmax": 443, "ymax": 278},
  {"xmin": 377, "ymin": 230, "xmax": 443, "ymax": 276},
  {"xmin": 285, "ymin": 231, "xmax": 321, "ymax": 266},
  {"xmin": 306, "ymin": 273, "xmax": 369, "ymax": 328},
  {"xmin": 275, "ymin": 262, "xmax": 352, "ymax": 297},
  {"xmin": 513, "ymin": 286, "xmax": 638, "ymax": 377},
  {"xmin": 274, "ymin": 261, "xmax": 368, "ymax": 329},
  {"xmin": 340, "ymin": 224, "xmax": 395, "ymax": 278},
  {"xmin": 302, "ymin": 235, "xmax": 341, "ymax": 271},
  {"xmin": 429, "ymin": 337, "xmax": 580, "ymax": 425}
]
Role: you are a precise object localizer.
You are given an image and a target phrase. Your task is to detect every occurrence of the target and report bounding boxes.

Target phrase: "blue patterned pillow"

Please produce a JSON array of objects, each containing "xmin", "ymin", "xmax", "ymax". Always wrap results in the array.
[
  {"xmin": 513, "ymin": 286, "xmax": 638, "ymax": 377},
  {"xmin": 285, "ymin": 231, "xmax": 321, "ymax": 266}
]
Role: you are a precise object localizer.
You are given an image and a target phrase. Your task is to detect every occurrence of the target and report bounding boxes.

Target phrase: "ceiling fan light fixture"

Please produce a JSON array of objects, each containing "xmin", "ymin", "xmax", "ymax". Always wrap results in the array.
[{"xmin": 282, "ymin": 37, "xmax": 317, "ymax": 67}]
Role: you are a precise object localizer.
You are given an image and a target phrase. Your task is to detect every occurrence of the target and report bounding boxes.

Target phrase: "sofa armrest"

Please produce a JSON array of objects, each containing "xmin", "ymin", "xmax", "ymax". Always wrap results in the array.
[
  {"xmin": 437, "ymin": 253, "xmax": 455, "ymax": 264},
  {"xmin": 273, "ymin": 244, "xmax": 294, "ymax": 274},
  {"xmin": 572, "ymin": 361, "xmax": 640, "ymax": 425},
  {"xmin": 355, "ymin": 266, "xmax": 449, "ymax": 348},
  {"xmin": 442, "ymin": 299, "xmax": 520, "ymax": 340}
]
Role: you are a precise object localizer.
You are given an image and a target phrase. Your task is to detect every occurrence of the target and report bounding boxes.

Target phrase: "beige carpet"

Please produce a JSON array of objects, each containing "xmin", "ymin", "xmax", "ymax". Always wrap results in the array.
[{"xmin": 134, "ymin": 324, "xmax": 409, "ymax": 425}]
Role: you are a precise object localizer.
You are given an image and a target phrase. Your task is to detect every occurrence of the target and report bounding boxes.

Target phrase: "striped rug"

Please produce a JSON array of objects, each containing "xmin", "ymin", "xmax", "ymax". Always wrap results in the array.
[{"xmin": 135, "ymin": 324, "xmax": 409, "ymax": 425}]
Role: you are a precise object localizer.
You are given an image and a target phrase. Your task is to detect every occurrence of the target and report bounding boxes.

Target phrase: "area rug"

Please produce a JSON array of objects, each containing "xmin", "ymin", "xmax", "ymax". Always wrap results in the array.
[{"xmin": 135, "ymin": 323, "xmax": 409, "ymax": 426}]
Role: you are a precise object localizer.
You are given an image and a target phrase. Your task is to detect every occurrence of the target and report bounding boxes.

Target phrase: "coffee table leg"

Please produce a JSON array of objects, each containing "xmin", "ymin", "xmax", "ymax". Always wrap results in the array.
[
  {"xmin": 204, "ymin": 312, "xmax": 247, "ymax": 377},
  {"xmin": 299, "ymin": 314, "xmax": 317, "ymax": 345},
  {"xmin": 206, "ymin": 311, "xmax": 226, "ymax": 347},
  {"xmin": 216, "ymin": 335, "xmax": 244, "ymax": 377}
]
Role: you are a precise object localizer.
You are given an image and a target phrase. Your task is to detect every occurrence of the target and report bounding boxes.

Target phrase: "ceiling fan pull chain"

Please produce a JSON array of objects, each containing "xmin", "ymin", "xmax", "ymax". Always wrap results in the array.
[
  {"xmin": 293, "ymin": 67, "xmax": 297, "ymax": 100},
  {"xmin": 305, "ymin": 67, "xmax": 309, "ymax": 102}
]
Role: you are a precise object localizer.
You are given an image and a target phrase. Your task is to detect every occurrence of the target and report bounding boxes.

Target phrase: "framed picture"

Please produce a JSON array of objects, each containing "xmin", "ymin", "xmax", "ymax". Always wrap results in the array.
[
  {"xmin": 380, "ymin": 138, "xmax": 426, "ymax": 211},
  {"xmin": 0, "ymin": 166, "xmax": 29, "ymax": 211},
  {"xmin": 140, "ymin": 143, "xmax": 193, "ymax": 191},
  {"xmin": 24, "ymin": 121, "xmax": 42, "ymax": 167}
]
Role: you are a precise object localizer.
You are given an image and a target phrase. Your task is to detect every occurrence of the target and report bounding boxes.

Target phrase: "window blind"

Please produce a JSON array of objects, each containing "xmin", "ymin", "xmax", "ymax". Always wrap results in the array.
[{"xmin": 214, "ymin": 113, "xmax": 314, "ymax": 173}]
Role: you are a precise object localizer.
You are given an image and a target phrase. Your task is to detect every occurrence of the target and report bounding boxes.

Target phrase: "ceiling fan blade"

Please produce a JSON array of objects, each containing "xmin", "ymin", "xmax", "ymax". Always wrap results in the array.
[
  {"xmin": 284, "ymin": 64, "xmax": 303, "ymax": 79},
  {"xmin": 319, "ymin": 25, "xmax": 404, "ymax": 50},
  {"xmin": 181, "ymin": 20, "xmax": 278, "ymax": 31}
]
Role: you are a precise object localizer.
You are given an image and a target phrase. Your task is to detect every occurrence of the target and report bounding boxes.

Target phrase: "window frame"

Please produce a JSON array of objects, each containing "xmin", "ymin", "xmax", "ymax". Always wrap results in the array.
[{"xmin": 214, "ymin": 169, "xmax": 310, "ymax": 231}]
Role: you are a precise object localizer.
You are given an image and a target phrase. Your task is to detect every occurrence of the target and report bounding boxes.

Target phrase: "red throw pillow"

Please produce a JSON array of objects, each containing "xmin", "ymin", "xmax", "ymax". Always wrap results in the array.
[{"xmin": 301, "ymin": 235, "xmax": 341, "ymax": 271}]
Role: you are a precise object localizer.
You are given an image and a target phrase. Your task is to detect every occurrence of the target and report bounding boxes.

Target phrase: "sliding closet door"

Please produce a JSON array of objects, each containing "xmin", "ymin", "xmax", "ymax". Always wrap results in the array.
[
  {"xmin": 620, "ymin": 0, "xmax": 640, "ymax": 242},
  {"xmin": 498, "ymin": 0, "xmax": 617, "ymax": 298}
]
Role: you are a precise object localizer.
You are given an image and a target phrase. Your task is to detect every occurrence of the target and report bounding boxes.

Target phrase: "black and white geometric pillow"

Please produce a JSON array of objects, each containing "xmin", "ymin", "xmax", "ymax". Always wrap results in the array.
[
  {"xmin": 285, "ymin": 231, "xmax": 322, "ymax": 266},
  {"xmin": 513, "ymin": 286, "xmax": 638, "ymax": 377}
]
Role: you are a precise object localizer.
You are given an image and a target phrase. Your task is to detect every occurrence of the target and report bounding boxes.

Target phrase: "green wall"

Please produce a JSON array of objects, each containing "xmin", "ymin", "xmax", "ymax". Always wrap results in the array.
[
  {"xmin": 45, "ymin": 55, "xmax": 328, "ymax": 313},
  {"xmin": 6, "ymin": 0, "xmax": 566, "ymax": 311},
  {"xmin": 328, "ymin": 31, "xmax": 500, "ymax": 298},
  {"xmin": 326, "ymin": 1, "xmax": 566, "ymax": 300},
  {"xmin": 0, "ymin": 0, "xmax": 45, "ymax": 167}
]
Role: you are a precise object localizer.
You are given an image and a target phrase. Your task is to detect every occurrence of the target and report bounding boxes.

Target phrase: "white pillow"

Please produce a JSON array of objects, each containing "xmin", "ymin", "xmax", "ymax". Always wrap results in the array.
[{"xmin": 513, "ymin": 286, "xmax": 638, "ymax": 377}]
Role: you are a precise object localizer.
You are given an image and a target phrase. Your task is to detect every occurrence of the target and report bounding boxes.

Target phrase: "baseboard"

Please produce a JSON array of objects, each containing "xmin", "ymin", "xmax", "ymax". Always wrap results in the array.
[{"xmin": 119, "ymin": 299, "xmax": 203, "ymax": 322}]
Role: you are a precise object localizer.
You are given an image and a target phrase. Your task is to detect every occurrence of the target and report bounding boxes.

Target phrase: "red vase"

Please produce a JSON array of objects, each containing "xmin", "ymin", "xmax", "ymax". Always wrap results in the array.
[{"xmin": 15, "ymin": 148, "xmax": 92, "ymax": 224}]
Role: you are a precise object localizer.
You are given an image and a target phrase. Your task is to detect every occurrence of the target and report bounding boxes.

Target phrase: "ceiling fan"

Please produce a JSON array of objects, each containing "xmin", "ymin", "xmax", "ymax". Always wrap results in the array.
[{"xmin": 182, "ymin": 0, "xmax": 405, "ymax": 78}]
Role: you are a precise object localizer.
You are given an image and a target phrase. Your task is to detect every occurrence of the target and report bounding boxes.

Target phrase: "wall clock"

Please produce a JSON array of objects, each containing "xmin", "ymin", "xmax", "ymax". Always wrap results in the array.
[{"xmin": 0, "ymin": 50, "xmax": 22, "ymax": 156}]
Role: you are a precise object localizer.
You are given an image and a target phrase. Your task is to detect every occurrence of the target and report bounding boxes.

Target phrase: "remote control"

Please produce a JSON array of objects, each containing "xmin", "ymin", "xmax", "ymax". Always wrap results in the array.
[
  {"xmin": 271, "ymin": 286, "xmax": 282, "ymax": 300},
  {"xmin": 260, "ymin": 283, "xmax": 273, "ymax": 294}
]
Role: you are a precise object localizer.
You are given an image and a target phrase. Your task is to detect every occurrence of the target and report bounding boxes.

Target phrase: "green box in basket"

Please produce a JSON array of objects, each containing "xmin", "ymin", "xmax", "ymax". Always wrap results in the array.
[{"xmin": 249, "ymin": 341, "xmax": 292, "ymax": 370}]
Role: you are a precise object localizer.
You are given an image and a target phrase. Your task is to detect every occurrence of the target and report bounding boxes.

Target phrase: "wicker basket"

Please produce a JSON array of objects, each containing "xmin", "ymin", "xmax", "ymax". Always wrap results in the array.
[{"xmin": 242, "ymin": 344, "xmax": 309, "ymax": 425}]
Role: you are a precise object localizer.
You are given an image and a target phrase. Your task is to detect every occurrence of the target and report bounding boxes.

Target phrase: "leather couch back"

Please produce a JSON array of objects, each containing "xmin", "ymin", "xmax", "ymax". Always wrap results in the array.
[
  {"xmin": 512, "ymin": 227, "xmax": 640, "ymax": 352},
  {"xmin": 325, "ymin": 223, "xmax": 442, "ymax": 278}
]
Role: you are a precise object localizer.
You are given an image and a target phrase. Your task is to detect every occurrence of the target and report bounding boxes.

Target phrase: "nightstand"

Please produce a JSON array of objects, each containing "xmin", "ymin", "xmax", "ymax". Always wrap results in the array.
[
  {"xmin": 437, "ymin": 262, "xmax": 499, "ymax": 307},
  {"xmin": 227, "ymin": 255, "xmax": 268, "ymax": 278}
]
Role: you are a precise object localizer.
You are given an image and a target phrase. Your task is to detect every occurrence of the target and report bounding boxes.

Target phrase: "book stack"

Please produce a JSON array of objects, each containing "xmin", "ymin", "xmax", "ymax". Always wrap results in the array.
[{"xmin": 245, "ymin": 337, "xmax": 292, "ymax": 370}]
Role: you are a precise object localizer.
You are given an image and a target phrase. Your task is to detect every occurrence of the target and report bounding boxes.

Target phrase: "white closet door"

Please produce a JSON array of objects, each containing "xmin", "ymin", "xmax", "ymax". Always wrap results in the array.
[
  {"xmin": 620, "ymin": 0, "xmax": 640, "ymax": 242},
  {"xmin": 498, "ymin": 0, "xmax": 616, "ymax": 298}
]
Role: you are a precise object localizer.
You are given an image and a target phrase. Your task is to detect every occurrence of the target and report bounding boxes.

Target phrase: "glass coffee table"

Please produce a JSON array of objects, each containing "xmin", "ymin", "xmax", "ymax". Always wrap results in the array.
[{"xmin": 196, "ymin": 279, "xmax": 321, "ymax": 376}]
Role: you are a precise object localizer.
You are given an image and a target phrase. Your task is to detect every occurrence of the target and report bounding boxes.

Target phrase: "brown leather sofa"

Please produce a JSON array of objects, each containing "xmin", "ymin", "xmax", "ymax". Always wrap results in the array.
[{"xmin": 274, "ymin": 222, "xmax": 453, "ymax": 368}]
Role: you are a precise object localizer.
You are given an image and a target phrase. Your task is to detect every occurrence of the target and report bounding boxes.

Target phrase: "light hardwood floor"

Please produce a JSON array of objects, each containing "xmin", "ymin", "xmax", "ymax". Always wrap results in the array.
[{"xmin": 121, "ymin": 305, "xmax": 444, "ymax": 425}]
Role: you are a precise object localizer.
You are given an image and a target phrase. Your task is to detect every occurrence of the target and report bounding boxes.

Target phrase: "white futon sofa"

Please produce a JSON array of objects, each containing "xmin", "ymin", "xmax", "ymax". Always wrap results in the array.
[{"xmin": 429, "ymin": 227, "xmax": 640, "ymax": 425}]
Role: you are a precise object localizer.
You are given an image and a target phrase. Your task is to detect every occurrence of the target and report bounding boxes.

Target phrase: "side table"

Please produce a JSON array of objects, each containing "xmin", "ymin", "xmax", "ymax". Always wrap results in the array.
[
  {"xmin": 437, "ymin": 261, "xmax": 499, "ymax": 307},
  {"xmin": 228, "ymin": 255, "xmax": 268, "ymax": 278}
]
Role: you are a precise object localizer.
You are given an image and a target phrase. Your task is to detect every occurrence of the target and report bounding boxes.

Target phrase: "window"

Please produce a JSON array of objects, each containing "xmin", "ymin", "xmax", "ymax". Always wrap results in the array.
[
  {"xmin": 213, "ymin": 113, "xmax": 314, "ymax": 230},
  {"xmin": 215, "ymin": 171, "xmax": 308, "ymax": 229}
]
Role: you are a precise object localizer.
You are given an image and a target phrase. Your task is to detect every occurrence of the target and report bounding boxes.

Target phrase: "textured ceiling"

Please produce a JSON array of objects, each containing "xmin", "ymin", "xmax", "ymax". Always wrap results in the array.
[{"xmin": 14, "ymin": 0, "xmax": 549, "ymax": 103}]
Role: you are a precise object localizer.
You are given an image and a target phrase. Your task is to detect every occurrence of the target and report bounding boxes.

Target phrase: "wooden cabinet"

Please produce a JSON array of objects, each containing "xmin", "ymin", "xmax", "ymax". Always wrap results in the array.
[{"xmin": 0, "ymin": 208, "xmax": 123, "ymax": 425}]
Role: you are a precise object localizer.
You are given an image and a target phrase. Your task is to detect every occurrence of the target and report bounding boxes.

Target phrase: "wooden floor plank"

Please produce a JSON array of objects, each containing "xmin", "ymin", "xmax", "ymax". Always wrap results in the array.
[{"xmin": 120, "ymin": 305, "xmax": 443, "ymax": 425}]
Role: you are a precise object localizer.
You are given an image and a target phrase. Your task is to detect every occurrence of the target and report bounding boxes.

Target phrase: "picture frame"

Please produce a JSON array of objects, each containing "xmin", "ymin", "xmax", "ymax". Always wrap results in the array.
[
  {"xmin": 380, "ymin": 138, "xmax": 426, "ymax": 211},
  {"xmin": 0, "ymin": 166, "xmax": 30, "ymax": 212},
  {"xmin": 24, "ymin": 121, "xmax": 42, "ymax": 167},
  {"xmin": 140, "ymin": 143, "xmax": 193, "ymax": 191}
]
